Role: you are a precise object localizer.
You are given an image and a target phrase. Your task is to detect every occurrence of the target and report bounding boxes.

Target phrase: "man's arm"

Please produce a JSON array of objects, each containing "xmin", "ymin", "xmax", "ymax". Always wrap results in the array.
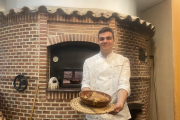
[
  {"xmin": 81, "ymin": 60, "xmax": 91, "ymax": 91},
  {"xmin": 110, "ymin": 57, "xmax": 130, "ymax": 115},
  {"xmin": 110, "ymin": 89, "xmax": 128, "ymax": 115}
]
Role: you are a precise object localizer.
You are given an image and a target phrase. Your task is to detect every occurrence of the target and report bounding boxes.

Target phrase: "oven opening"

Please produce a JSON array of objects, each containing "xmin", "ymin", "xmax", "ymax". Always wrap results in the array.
[{"xmin": 49, "ymin": 41, "xmax": 99, "ymax": 88}]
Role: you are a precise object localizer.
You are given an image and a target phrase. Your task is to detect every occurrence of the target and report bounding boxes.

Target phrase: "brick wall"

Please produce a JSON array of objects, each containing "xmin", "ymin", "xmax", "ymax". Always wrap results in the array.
[
  {"xmin": 115, "ymin": 25, "xmax": 151, "ymax": 120},
  {"xmin": 0, "ymin": 13, "xmax": 41, "ymax": 120},
  {"xmin": 0, "ymin": 10, "xmax": 153, "ymax": 120}
]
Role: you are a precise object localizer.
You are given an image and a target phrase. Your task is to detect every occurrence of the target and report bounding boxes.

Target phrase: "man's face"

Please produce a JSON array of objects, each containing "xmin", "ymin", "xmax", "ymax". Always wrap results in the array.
[{"xmin": 98, "ymin": 31, "xmax": 115, "ymax": 53}]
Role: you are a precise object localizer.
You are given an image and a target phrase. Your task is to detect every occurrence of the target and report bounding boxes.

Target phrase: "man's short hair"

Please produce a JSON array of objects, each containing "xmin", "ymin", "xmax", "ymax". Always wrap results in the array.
[{"xmin": 98, "ymin": 27, "xmax": 114, "ymax": 39}]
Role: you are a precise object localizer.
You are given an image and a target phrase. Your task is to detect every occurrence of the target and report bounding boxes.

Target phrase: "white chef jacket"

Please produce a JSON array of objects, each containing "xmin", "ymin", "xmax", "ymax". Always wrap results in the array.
[{"xmin": 81, "ymin": 52, "xmax": 131, "ymax": 120}]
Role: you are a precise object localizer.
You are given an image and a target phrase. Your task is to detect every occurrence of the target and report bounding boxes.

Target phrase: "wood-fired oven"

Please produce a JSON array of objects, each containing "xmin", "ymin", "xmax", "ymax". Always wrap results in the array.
[{"xmin": 0, "ymin": 6, "xmax": 155, "ymax": 120}]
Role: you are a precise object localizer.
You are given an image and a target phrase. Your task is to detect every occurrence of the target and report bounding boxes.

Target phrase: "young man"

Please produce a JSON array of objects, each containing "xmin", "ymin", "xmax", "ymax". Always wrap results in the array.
[{"xmin": 81, "ymin": 27, "xmax": 131, "ymax": 120}]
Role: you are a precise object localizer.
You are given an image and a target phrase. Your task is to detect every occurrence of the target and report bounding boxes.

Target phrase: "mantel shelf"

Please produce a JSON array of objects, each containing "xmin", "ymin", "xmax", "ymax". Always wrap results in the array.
[{"xmin": 46, "ymin": 88, "xmax": 81, "ymax": 92}]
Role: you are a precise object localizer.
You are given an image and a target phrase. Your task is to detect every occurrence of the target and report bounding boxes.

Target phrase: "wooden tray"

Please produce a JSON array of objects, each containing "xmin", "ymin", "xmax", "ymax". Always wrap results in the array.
[{"xmin": 70, "ymin": 97, "xmax": 114, "ymax": 114}]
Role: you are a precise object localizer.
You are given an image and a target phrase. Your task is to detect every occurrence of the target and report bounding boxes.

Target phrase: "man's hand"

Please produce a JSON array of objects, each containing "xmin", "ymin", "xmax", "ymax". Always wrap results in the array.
[
  {"xmin": 82, "ymin": 87, "xmax": 91, "ymax": 91},
  {"xmin": 109, "ymin": 89, "xmax": 128, "ymax": 115},
  {"xmin": 109, "ymin": 103, "xmax": 123, "ymax": 115}
]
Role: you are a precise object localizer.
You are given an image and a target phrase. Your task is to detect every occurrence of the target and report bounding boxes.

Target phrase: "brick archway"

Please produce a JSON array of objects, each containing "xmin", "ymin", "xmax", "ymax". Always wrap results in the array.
[
  {"xmin": 46, "ymin": 34, "xmax": 99, "ymax": 100},
  {"xmin": 47, "ymin": 34, "xmax": 98, "ymax": 46}
]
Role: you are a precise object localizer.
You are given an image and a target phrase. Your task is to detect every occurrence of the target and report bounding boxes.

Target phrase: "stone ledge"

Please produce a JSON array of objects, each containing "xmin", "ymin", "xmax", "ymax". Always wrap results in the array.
[{"xmin": 46, "ymin": 88, "xmax": 81, "ymax": 92}]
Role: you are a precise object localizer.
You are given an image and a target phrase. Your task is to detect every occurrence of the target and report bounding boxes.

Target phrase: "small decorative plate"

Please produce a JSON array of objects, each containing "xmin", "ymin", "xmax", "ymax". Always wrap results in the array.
[{"xmin": 53, "ymin": 56, "xmax": 58, "ymax": 62}]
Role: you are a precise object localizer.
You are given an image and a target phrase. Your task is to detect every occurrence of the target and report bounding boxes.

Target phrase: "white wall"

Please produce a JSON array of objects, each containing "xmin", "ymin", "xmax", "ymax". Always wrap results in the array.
[
  {"xmin": 0, "ymin": 0, "xmax": 5, "ymax": 11},
  {"xmin": 140, "ymin": 0, "xmax": 174, "ymax": 120},
  {"xmin": 4, "ymin": 0, "xmax": 137, "ymax": 16}
]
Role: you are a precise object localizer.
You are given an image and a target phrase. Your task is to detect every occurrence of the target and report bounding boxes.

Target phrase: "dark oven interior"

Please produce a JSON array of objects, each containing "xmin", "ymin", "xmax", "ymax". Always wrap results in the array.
[{"xmin": 49, "ymin": 41, "xmax": 99, "ymax": 88}]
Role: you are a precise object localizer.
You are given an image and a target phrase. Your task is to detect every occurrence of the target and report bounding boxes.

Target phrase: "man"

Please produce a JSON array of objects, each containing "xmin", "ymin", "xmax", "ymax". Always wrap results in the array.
[{"xmin": 81, "ymin": 27, "xmax": 131, "ymax": 120}]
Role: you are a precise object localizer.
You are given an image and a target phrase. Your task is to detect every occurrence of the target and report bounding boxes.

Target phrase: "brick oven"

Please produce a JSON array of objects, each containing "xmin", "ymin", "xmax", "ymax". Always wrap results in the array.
[{"xmin": 0, "ymin": 6, "xmax": 155, "ymax": 120}]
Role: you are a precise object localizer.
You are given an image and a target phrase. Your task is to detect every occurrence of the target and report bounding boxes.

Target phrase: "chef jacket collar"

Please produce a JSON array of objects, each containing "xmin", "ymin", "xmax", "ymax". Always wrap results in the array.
[{"xmin": 98, "ymin": 51, "xmax": 114, "ymax": 58}]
